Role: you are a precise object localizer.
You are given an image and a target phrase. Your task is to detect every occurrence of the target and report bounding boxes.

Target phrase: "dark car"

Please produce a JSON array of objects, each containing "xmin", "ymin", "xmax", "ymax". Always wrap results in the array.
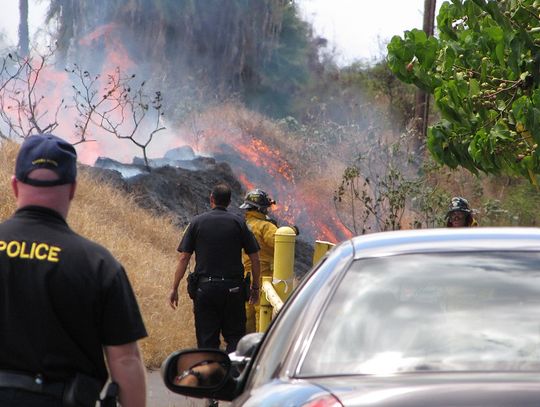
[{"xmin": 162, "ymin": 228, "xmax": 540, "ymax": 406}]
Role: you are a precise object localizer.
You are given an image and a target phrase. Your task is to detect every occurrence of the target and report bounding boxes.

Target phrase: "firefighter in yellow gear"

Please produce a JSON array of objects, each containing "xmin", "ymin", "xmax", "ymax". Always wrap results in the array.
[{"xmin": 240, "ymin": 189, "xmax": 278, "ymax": 333}]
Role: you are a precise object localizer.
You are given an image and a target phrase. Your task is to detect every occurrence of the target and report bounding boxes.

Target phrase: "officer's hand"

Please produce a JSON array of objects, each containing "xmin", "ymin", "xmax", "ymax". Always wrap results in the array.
[
  {"xmin": 249, "ymin": 287, "xmax": 260, "ymax": 304},
  {"xmin": 169, "ymin": 289, "xmax": 179, "ymax": 309}
]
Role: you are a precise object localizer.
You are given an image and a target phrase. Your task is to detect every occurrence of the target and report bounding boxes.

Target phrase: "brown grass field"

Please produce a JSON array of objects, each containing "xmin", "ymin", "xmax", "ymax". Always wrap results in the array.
[{"xmin": 0, "ymin": 140, "xmax": 196, "ymax": 369}]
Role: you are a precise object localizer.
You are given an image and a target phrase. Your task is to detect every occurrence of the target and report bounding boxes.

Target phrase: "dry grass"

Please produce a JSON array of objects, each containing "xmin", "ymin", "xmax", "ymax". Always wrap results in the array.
[{"xmin": 0, "ymin": 140, "xmax": 196, "ymax": 368}]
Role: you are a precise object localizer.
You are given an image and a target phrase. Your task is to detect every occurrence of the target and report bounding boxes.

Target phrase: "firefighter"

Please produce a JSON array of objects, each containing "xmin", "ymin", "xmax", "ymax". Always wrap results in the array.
[
  {"xmin": 240, "ymin": 189, "xmax": 278, "ymax": 333},
  {"xmin": 446, "ymin": 196, "xmax": 478, "ymax": 227}
]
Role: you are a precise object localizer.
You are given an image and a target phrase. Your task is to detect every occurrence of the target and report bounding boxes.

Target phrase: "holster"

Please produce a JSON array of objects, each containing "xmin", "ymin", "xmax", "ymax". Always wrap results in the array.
[
  {"xmin": 99, "ymin": 382, "xmax": 119, "ymax": 407},
  {"xmin": 62, "ymin": 373, "xmax": 103, "ymax": 407},
  {"xmin": 187, "ymin": 272, "xmax": 199, "ymax": 300}
]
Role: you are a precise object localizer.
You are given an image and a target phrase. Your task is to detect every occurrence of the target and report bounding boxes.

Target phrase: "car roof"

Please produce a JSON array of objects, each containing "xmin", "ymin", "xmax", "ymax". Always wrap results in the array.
[{"xmin": 349, "ymin": 227, "xmax": 540, "ymax": 259}]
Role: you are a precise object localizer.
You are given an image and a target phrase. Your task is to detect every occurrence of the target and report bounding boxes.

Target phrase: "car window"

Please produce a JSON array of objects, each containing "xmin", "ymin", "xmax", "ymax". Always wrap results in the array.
[
  {"xmin": 299, "ymin": 251, "xmax": 540, "ymax": 376},
  {"xmin": 246, "ymin": 241, "xmax": 352, "ymax": 389}
]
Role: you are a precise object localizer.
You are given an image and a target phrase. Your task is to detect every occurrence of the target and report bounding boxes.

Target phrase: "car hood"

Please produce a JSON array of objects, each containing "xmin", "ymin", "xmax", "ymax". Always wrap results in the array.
[{"xmin": 310, "ymin": 372, "xmax": 540, "ymax": 406}]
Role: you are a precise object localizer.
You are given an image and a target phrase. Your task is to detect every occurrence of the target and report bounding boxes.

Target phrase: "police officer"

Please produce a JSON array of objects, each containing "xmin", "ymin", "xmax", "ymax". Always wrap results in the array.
[
  {"xmin": 239, "ymin": 189, "xmax": 278, "ymax": 333},
  {"xmin": 0, "ymin": 134, "xmax": 148, "ymax": 407},
  {"xmin": 446, "ymin": 196, "xmax": 478, "ymax": 227},
  {"xmin": 169, "ymin": 183, "xmax": 261, "ymax": 353}
]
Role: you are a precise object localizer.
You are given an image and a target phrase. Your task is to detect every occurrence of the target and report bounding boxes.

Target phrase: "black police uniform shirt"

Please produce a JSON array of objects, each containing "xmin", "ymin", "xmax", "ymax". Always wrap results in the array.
[
  {"xmin": 0, "ymin": 206, "xmax": 147, "ymax": 385},
  {"xmin": 178, "ymin": 207, "xmax": 259, "ymax": 279}
]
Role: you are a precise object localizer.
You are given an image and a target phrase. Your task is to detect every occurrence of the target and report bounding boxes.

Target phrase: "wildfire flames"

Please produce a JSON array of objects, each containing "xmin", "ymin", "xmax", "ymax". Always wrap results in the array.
[
  {"xmin": 75, "ymin": 26, "xmax": 352, "ymax": 243},
  {"xmin": 235, "ymin": 138, "xmax": 294, "ymax": 183},
  {"xmin": 1, "ymin": 23, "xmax": 141, "ymax": 165},
  {"xmin": 4, "ymin": 22, "xmax": 353, "ymax": 245},
  {"xmin": 199, "ymin": 130, "xmax": 353, "ymax": 243}
]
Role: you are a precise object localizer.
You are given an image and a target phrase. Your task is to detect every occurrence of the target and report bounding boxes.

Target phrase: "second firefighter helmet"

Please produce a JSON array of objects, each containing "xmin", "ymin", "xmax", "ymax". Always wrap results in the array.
[
  {"xmin": 446, "ymin": 196, "xmax": 472, "ymax": 215},
  {"xmin": 239, "ymin": 189, "xmax": 275, "ymax": 211},
  {"xmin": 446, "ymin": 196, "xmax": 475, "ymax": 227}
]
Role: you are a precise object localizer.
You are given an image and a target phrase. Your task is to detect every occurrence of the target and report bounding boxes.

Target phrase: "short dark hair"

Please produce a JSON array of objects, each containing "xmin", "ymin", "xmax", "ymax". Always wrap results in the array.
[{"xmin": 211, "ymin": 183, "xmax": 231, "ymax": 207}]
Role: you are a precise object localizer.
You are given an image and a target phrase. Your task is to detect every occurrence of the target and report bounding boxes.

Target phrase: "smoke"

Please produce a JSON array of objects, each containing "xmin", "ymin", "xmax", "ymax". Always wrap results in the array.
[{"xmin": 1, "ymin": 1, "xmax": 373, "ymax": 243}]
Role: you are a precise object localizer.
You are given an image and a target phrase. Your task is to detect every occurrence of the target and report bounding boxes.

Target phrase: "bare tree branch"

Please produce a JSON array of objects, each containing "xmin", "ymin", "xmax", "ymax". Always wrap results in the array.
[
  {"xmin": 69, "ymin": 66, "xmax": 166, "ymax": 170},
  {"xmin": 0, "ymin": 47, "xmax": 62, "ymax": 139}
]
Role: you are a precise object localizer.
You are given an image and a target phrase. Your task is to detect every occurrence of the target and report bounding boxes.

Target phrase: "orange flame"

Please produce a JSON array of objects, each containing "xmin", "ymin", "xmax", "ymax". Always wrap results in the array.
[
  {"xmin": 199, "ymin": 130, "xmax": 353, "ymax": 243},
  {"xmin": 235, "ymin": 138, "xmax": 294, "ymax": 183},
  {"xmin": 5, "ymin": 27, "xmax": 352, "ymax": 243}
]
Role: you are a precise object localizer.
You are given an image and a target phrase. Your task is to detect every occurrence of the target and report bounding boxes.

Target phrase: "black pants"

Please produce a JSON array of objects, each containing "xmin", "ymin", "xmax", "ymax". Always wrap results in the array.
[
  {"xmin": 0, "ymin": 388, "xmax": 62, "ymax": 407},
  {"xmin": 194, "ymin": 280, "xmax": 246, "ymax": 353}
]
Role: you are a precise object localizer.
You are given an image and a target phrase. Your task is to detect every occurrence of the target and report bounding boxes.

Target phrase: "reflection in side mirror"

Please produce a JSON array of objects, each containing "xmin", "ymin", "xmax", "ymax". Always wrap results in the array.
[{"xmin": 161, "ymin": 349, "xmax": 231, "ymax": 395}]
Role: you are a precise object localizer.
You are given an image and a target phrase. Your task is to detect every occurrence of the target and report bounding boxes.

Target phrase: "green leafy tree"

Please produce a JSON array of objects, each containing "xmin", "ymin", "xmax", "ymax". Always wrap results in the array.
[{"xmin": 387, "ymin": 0, "xmax": 540, "ymax": 183}]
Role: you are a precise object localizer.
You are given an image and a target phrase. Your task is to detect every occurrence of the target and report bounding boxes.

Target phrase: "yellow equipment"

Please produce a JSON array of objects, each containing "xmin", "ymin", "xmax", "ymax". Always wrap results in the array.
[{"xmin": 258, "ymin": 226, "xmax": 296, "ymax": 332}]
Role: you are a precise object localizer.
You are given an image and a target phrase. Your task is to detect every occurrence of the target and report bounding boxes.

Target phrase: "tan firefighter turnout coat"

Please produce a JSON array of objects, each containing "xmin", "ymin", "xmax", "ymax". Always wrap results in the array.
[{"xmin": 242, "ymin": 210, "xmax": 278, "ymax": 332}]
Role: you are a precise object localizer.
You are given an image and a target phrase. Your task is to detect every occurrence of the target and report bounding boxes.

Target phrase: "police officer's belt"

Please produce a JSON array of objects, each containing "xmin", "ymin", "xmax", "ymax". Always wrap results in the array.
[
  {"xmin": 0, "ymin": 370, "xmax": 64, "ymax": 398},
  {"xmin": 199, "ymin": 276, "xmax": 243, "ymax": 283}
]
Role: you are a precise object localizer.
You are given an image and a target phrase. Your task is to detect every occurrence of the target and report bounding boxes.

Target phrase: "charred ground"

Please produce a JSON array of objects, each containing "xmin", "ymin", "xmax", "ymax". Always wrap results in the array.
[{"xmin": 83, "ymin": 155, "xmax": 314, "ymax": 278}]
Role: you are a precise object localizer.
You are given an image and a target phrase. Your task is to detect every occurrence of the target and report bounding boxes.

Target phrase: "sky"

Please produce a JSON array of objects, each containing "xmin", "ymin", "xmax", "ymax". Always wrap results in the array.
[
  {"xmin": 297, "ymin": 0, "xmax": 441, "ymax": 64},
  {"xmin": 0, "ymin": 0, "xmax": 439, "ymax": 64},
  {"xmin": 0, "ymin": 0, "xmax": 48, "ymax": 45}
]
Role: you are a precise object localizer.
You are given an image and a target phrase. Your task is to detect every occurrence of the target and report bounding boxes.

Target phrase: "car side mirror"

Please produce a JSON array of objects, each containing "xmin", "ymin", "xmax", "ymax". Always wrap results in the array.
[
  {"xmin": 229, "ymin": 332, "xmax": 264, "ymax": 370},
  {"xmin": 235, "ymin": 332, "xmax": 264, "ymax": 358},
  {"xmin": 161, "ymin": 349, "xmax": 234, "ymax": 400}
]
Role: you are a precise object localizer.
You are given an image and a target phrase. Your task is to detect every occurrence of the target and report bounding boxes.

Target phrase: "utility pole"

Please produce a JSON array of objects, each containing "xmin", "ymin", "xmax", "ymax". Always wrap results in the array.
[
  {"xmin": 412, "ymin": 0, "xmax": 437, "ymax": 155},
  {"xmin": 18, "ymin": 0, "xmax": 29, "ymax": 57}
]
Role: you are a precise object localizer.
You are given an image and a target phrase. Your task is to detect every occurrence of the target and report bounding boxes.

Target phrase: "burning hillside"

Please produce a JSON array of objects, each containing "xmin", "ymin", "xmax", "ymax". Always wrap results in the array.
[
  {"xmin": 0, "ymin": 1, "xmax": 355, "ymax": 246},
  {"xmin": 155, "ymin": 103, "xmax": 354, "ymax": 244},
  {"xmin": 212, "ymin": 141, "xmax": 351, "ymax": 244},
  {"xmin": 0, "ymin": 51, "xmax": 353, "ymax": 244},
  {"xmin": 89, "ymin": 155, "xmax": 315, "ymax": 277}
]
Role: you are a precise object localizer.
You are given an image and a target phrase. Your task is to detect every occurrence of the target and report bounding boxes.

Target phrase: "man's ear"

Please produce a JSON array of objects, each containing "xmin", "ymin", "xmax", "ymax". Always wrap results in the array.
[
  {"xmin": 11, "ymin": 176, "xmax": 19, "ymax": 198},
  {"xmin": 69, "ymin": 182, "xmax": 77, "ymax": 201}
]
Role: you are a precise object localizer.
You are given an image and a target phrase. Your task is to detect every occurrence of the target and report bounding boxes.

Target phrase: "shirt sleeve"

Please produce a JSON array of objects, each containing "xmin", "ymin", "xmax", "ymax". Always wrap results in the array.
[
  {"xmin": 177, "ymin": 222, "xmax": 195, "ymax": 253},
  {"xmin": 101, "ymin": 266, "xmax": 147, "ymax": 346}
]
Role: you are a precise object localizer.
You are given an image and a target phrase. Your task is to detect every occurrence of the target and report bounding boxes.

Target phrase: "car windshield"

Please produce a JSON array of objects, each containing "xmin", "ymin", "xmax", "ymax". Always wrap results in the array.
[{"xmin": 299, "ymin": 252, "xmax": 540, "ymax": 376}]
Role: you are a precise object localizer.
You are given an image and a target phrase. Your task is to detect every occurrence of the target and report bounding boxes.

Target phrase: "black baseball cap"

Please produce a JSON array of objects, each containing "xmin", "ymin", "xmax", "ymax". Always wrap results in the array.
[{"xmin": 15, "ymin": 134, "xmax": 77, "ymax": 187}]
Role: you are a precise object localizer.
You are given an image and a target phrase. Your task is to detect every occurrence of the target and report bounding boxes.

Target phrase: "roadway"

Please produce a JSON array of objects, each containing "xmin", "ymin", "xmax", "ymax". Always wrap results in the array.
[{"xmin": 147, "ymin": 368, "xmax": 230, "ymax": 406}]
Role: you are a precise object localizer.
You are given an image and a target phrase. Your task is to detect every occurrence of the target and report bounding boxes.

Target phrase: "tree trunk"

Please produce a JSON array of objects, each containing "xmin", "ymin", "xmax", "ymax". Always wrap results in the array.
[
  {"xmin": 412, "ymin": 0, "xmax": 436, "ymax": 155},
  {"xmin": 18, "ymin": 0, "xmax": 29, "ymax": 57}
]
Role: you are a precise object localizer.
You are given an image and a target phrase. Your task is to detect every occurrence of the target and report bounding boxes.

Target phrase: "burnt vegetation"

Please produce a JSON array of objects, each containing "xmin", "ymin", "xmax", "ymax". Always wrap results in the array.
[{"xmin": 2, "ymin": 0, "xmax": 540, "ymax": 243}]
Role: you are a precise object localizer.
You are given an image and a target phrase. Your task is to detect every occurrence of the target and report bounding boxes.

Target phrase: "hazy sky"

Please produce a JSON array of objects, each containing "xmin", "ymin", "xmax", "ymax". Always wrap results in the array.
[
  {"xmin": 0, "ymin": 0, "xmax": 439, "ymax": 63},
  {"xmin": 297, "ymin": 0, "xmax": 441, "ymax": 64},
  {"xmin": 0, "ymin": 0, "xmax": 47, "ymax": 44}
]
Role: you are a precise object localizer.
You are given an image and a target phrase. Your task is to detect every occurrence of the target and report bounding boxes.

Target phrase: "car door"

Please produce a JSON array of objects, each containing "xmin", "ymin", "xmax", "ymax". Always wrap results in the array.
[{"xmin": 233, "ymin": 241, "xmax": 354, "ymax": 405}]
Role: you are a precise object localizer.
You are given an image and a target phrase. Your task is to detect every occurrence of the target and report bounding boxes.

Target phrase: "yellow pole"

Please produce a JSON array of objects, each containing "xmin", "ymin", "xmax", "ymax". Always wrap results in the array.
[
  {"xmin": 313, "ymin": 240, "xmax": 335, "ymax": 266},
  {"xmin": 258, "ymin": 276, "xmax": 273, "ymax": 332},
  {"xmin": 273, "ymin": 226, "xmax": 296, "ymax": 302}
]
